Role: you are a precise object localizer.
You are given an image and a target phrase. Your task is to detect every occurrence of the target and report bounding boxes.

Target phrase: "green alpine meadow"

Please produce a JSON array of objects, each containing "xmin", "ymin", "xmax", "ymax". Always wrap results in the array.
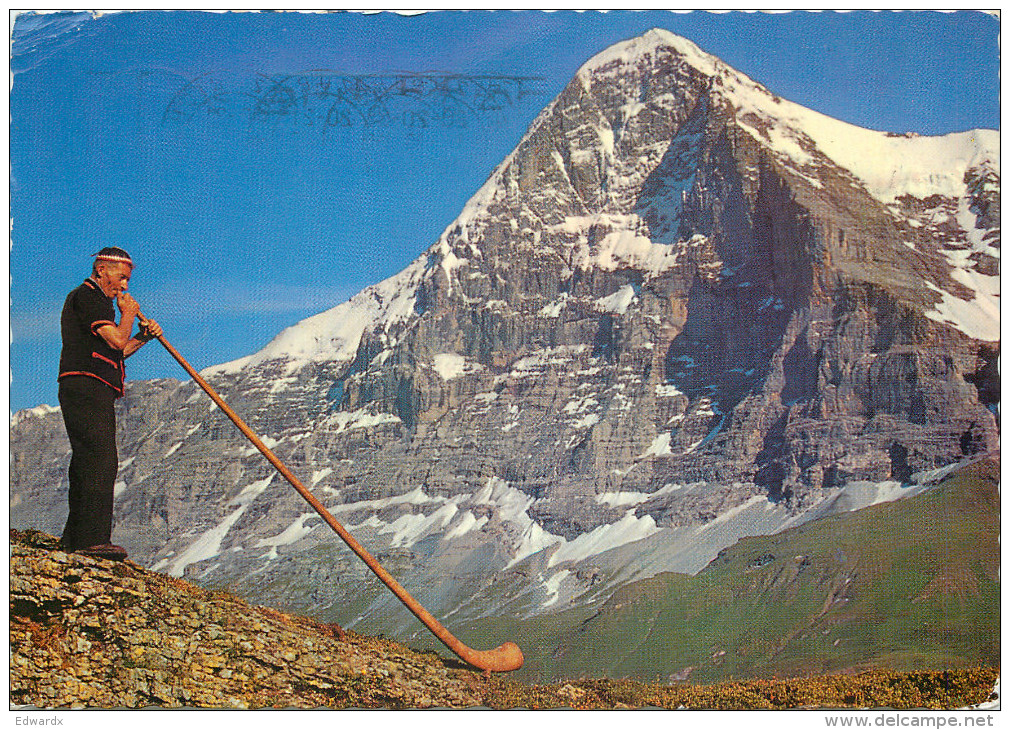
[{"xmin": 452, "ymin": 457, "xmax": 999, "ymax": 683}]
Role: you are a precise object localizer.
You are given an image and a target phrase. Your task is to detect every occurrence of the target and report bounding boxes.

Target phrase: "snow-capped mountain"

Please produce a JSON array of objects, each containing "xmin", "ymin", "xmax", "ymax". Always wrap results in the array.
[
  {"xmin": 209, "ymin": 29, "xmax": 999, "ymax": 376},
  {"xmin": 12, "ymin": 29, "xmax": 999, "ymax": 657}
]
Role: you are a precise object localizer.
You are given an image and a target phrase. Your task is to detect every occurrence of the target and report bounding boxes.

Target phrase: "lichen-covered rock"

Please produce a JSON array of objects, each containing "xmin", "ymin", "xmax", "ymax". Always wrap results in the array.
[{"xmin": 9, "ymin": 530, "xmax": 483, "ymax": 709}]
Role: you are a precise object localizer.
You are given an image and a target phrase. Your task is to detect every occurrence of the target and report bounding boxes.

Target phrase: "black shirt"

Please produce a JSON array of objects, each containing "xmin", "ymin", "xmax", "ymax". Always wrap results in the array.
[{"xmin": 58, "ymin": 279, "xmax": 126, "ymax": 396}]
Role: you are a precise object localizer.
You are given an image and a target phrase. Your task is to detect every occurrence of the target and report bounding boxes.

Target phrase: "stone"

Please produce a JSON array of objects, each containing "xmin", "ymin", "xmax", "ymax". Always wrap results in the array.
[{"xmin": 9, "ymin": 529, "xmax": 485, "ymax": 709}]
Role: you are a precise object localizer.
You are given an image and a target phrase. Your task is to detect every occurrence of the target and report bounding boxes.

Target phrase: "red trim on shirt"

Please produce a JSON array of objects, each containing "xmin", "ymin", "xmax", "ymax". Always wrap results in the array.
[
  {"xmin": 90, "ymin": 351, "xmax": 118, "ymax": 367},
  {"xmin": 90, "ymin": 320, "xmax": 117, "ymax": 337}
]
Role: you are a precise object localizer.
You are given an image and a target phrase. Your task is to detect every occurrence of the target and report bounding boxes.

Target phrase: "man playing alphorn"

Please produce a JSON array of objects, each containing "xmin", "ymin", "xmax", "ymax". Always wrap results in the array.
[{"xmin": 57, "ymin": 247, "xmax": 162, "ymax": 560}]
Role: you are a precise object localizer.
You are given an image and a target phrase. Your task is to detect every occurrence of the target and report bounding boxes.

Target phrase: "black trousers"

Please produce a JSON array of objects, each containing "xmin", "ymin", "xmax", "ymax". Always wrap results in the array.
[{"xmin": 58, "ymin": 376, "xmax": 118, "ymax": 551}]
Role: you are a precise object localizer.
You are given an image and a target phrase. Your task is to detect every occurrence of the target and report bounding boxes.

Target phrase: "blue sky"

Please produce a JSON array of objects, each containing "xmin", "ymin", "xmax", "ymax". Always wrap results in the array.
[{"xmin": 9, "ymin": 10, "xmax": 1000, "ymax": 412}]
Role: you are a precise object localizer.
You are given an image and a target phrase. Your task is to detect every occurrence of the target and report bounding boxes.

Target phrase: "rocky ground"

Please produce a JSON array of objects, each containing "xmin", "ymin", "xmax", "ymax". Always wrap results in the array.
[
  {"xmin": 9, "ymin": 529, "xmax": 999, "ymax": 710},
  {"xmin": 10, "ymin": 529, "xmax": 482, "ymax": 709}
]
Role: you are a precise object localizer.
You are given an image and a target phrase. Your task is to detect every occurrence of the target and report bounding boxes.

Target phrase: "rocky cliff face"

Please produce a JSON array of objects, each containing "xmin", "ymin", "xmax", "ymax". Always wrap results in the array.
[{"xmin": 11, "ymin": 30, "xmax": 999, "ymax": 647}]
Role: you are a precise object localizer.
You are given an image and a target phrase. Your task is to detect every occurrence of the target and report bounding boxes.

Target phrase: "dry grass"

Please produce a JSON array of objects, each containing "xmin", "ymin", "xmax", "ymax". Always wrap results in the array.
[{"xmin": 476, "ymin": 666, "xmax": 1000, "ymax": 710}]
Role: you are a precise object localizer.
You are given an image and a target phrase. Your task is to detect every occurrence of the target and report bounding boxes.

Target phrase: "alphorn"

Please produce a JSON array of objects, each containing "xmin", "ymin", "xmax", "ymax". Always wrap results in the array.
[{"xmin": 144, "ymin": 322, "xmax": 523, "ymax": 673}]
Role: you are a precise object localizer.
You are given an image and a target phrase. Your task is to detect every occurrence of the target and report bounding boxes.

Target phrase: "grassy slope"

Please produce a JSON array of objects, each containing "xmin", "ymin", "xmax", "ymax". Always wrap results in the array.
[{"xmin": 499, "ymin": 457, "xmax": 999, "ymax": 683}]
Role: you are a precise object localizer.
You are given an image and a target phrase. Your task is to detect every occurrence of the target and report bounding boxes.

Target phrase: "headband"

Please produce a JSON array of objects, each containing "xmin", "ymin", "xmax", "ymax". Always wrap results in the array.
[{"xmin": 92, "ymin": 250, "xmax": 134, "ymax": 266}]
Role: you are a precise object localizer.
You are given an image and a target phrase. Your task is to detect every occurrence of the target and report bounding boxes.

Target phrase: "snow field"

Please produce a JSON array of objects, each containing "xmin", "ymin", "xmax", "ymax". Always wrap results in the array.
[
  {"xmin": 540, "ymin": 569, "xmax": 572, "ymax": 609},
  {"xmin": 595, "ymin": 284, "xmax": 639, "ymax": 314},
  {"xmin": 310, "ymin": 467, "xmax": 333, "ymax": 486},
  {"xmin": 431, "ymin": 353, "xmax": 484, "ymax": 381},
  {"xmin": 655, "ymin": 384, "xmax": 685, "ymax": 398},
  {"xmin": 320, "ymin": 409, "xmax": 401, "ymax": 434},
  {"xmin": 155, "ymin": 475, "xmax": 276, "ymax": 577},
  {"xmin": 203, "ymin": 256, "xmax": 427, "ymax": 376},
  {"xmin": 548, "ymin": 510, "xmax": 661, "ymax": 568},
  {"xmin": 11, "ymin": 403, "xmax": 61, "ymax": 427},
  {"xmin": 642, "ymin": 432, "xmax": 673, "ymax": 457},
  {"xmin": 923, "ymin": 280, "xmax": 1000, "ymax": 343},
  {"xmin": 255, "ymin": 513, "xmax": 320, "ymax": 549}
]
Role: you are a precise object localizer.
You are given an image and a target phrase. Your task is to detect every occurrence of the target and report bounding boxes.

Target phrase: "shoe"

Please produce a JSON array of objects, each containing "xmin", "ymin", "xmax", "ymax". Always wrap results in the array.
[{"xmin": 76, "ymin": 543, "xmax": 128, "ymax": 561}]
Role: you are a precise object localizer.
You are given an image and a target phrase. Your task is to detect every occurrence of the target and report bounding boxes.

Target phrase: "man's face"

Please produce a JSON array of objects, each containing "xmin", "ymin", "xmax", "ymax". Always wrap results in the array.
[{"xmin": 94, "ymin": 262, "xmax": 133, "ymax": 299}]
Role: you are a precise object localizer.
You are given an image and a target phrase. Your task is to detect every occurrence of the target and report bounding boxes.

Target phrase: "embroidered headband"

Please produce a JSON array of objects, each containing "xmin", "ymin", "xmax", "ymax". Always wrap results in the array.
[{"xmin": 92, "ymin": 247, "xmax": 134, "ymax": 267}]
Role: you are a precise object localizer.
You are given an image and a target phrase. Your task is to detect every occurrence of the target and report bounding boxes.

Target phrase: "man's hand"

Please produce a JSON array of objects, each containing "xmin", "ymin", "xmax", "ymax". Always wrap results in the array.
[
  {"xmin": 97, "ymin": 293, "xmax": 140, "ymax": 351},
  {"xmin": 123, "ymin": 316, "xmax": 162, "ymax": 358},
  {"xmin": 117, "ymin": 293, "xmax": 141, "ymax": 319},
  {"xmin": 140, "ymin": 318, "xmax": 163, "ymax": 340}
]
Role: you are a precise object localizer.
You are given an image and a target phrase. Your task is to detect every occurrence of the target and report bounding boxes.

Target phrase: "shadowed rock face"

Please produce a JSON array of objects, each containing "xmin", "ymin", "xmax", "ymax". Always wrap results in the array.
[{"xmin": 12, "ymin": 30, "xmax": 998, "ymax": 640}]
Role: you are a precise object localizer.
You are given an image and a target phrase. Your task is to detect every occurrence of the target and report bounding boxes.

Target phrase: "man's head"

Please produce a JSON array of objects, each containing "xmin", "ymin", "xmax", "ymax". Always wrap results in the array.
[{"xmin": 91, "ymin": 247, "xmax": 134, "ymax": 299}]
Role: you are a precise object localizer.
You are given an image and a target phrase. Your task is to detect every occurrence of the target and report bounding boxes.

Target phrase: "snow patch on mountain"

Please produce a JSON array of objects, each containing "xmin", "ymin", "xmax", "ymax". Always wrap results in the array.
[
  {"xmin": 238, "ymin": 436, "xmax": 279, "ymax": 456},
  {"xmin": 444, "ymin": 510, "xmax": 489, "ymax": 541},
  {"xmin": 331, "ymin": 485, "xmax": 445, "ymax": 516},
  {"xmin": 157, "ymin": 475, "xmax": 275, "ymax": 577},
  {"xmin": 641, "ymin": 432, "xmax": 673, "ymax": 457},
  {"xmin": 920, "ymin": 192, "xmax": 1001, "ymax": 342},
  {"xmin": 596, "ymin": 284, "xmax": 639, "ymax": 314},
  {"xmin": 432, "ymin": 353, "xmax": 483, "ymax": 380},
  {"xmin": 471, "ymin": 477, "xmax": 563, "ymax": 568},
  {"xmin": 255, "ymin": 513, "xmax": 319, "ymax": 549},
  {"xmin": 655, "ymin": 384, "xmax": 685, "ymax": 398},
  {"xmin": 204, "ymin": 257, "xmax": 427, "ymax": 376},
  {"xmin": 310, "ymin": 467, "xmax": 333, "ymax": 486},
  {"xmin": 540, "ymin": 569, "xmax": 571, "ymax": 608},
  {"xmin": 371, "ymin": 502, "xmax": 460, "ymax": 548},
  {"xmin": 508, "ymin": 523, "xmax": 563, "ymax": 569},
  {"xmin": 508, "ymin": 346, "xmax": 591, "ymax": 378},
  {"xmin": 563, "ymin": 393, "xmax": 600, "ymax": 415},
  {"xmin": 595, "ymin": 490, "xmax": 653, "ymax": 507},
  {"xmin": 11, "ymin": 403, "xmax": 60, "ymax": 427},
  {"xmin": 539, "ymin": 292, "xmax": 570, "ymax": 318},
  {"xmin": 922, "ymin": 280, "xmax": 1000, "ymax": 342},
  {"xmin": 548, "ymin": 509, "xmax": 661, "ymax": 567},
  {"xmin": 321, "ymin": 409, "xmax": 402, "ymax": 434},
  {"xmin": 821, "ymin": 479, "xmax": 929, "ymax": 515},
  {"xmin": 595, "ymin": 483, "xmax": 690, "ymax": 513},
  {"xmin": 554, "ymin": 214, "xmax": 683, "ymax": 277}
]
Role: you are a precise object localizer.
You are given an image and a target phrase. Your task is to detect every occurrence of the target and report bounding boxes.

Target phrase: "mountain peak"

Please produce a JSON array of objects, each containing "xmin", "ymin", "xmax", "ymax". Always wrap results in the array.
[
  {"xmin": 578, "ymin": 27, "xmax": 723, "ymax": 79},
  {"xmin": 202, "ymin": 29, "xmax": 998, "ymax": 377}
]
